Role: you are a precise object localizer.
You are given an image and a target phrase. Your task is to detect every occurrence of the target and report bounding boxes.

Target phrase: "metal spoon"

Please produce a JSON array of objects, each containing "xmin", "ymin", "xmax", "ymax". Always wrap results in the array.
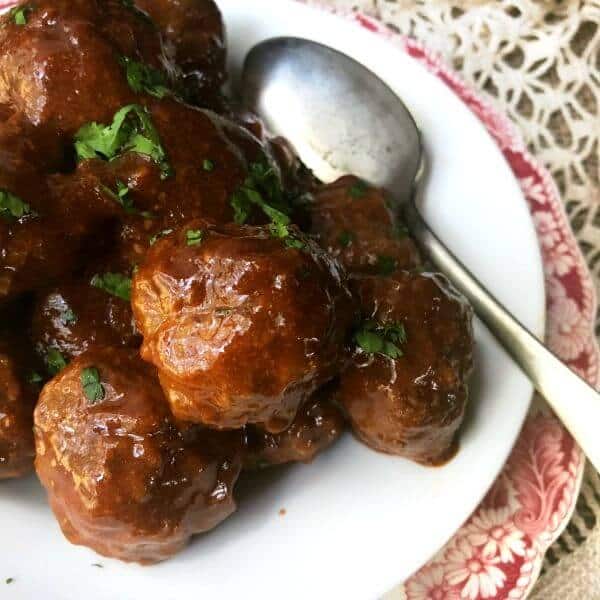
[{"xmin": 241, "ymin": 37, "xmax": 600, "ymax": 472}]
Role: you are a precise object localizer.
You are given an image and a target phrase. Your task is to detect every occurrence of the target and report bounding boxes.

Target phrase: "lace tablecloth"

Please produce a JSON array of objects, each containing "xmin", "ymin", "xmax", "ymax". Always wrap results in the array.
[{"xmin": 308, "ymin": 1, "xmax": 600, "ymax": 598}]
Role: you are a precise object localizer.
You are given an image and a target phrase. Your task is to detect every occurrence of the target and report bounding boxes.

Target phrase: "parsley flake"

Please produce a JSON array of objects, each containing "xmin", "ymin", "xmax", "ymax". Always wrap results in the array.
[
  {"xmin": 27, "ymin": 371, "xmax": 43, "ymax": 385},
  {"xmin": 0, "ymin": 189, "xmax": 35, "ymax": 220},
  {"xmin": 185, "ymin": 229, "xmax": 204, "ymax": 246},
  {"xmin": 74, "ymin": 104, "xmax": 172, "ymax": 179},
  {"xmin": 149, "ymin": 228, "xmax": 173, "ymax": 246},
  {"xmin": 120, "ymin": 56, "xmax": 170, "ymax": 99},
  {"xmin": 45, "ymin": 348, "xmax": 68, "ymax": 376},
  {"xmin": 10, "ymin": 5, "xmax": 31, "ymax": 25},
  {"xmin": 376, "ymin": 255, "xmax": 397, "ymax": 276},
  {"xmin": 348, "ymin": 179, "xmax": 369, "ymax": 199},
  {"xmin": 202, "ymin": 159, "xmax": 215, "ymax": 172},
  {"xmin": 338, "ymin": 230, "xmax": 355, "ymax": 248},
  {"xmin": 101, "ymin": 180, "xmax": 135, "ymax": 213},
  {"xmin": 81, "ymin": 367, "xmax": 105, "ymax": 404},
  {"xmin": 5, "ymin": 577, "xmax": 13, "ymax": 585},
  {"xmin": 60, "ymin": 308, "xmax": 77, "ymax": 326},
  {"xmin": 91, "ymin": 272, "xmax": 132, "ymax": 301},
  {"xmin": 231, "ymin": 161, "xmax": 292, "ymax": 226},
  {"xmin": 355, "ymin": 321, "xmax": 407, "ymax": 359},
  {"xmin": 395, "ymin": 223, "xmax": 409, "ymax": 239}
]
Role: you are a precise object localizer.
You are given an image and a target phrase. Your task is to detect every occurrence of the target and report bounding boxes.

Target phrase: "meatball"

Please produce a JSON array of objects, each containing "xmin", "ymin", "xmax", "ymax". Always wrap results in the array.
[
  {"xmin": 0, "ymin": 0, "xmax": 165, "ymax": 139},
  {"xmin": 68, "ymin": 98, "xmax": 272, "ymax": 231},
  {"xmin": 134, "ymin": 0, "xmax": 225, "ymax": 94},
  {"xmin": 310, "ymin": 175, "xmax": 421, "ymax": 275},
  {"xmin": 32, "ymin": 280, "xmax": 139, "ymax": 364},
  {"xmin": 132, "ymin": 222, "xmax": 355, "ymax": 432},
  {"xmin": 0, "ymin": 335, "xmax": 39, "ymax": 479},
  {"xmin": 338, "ymin": 271, "xmax": 474, "ymax": 465},
  {"xmin": 245, "ymin": 387, "xmax": 345, "ymax": 468},
  {"xmin": 34, "ymin": 347, "xmax": 243, "ymax": 563},
  {"xmin": 0, "ymin": 124, "xmax": 123, "ymax": 299}
]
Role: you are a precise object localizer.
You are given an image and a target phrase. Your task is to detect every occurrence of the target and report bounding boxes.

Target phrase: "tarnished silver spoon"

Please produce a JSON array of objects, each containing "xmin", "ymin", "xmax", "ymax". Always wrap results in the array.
[{"xmin": 241, "ymin": 37, "xmax": 600, "ymax": 472}]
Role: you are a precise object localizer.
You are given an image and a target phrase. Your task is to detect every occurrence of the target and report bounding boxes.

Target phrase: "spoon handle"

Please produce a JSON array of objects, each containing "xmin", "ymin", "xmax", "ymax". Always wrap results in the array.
[{"xmin": 405, "ymin": 201, "xmax": 600, "ymax": 472}]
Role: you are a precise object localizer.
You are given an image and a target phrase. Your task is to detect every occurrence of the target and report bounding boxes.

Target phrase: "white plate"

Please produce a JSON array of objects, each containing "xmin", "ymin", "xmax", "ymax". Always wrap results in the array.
[{"xmin": 0, "ymin": 1, "xmax": 546, "ymax": 598}]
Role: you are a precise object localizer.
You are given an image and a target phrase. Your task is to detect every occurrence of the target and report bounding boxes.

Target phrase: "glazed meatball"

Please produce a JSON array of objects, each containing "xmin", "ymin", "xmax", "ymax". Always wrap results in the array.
[
  {"xmin": 132, "ymin": 222, "xmax": 355, "ymax": 432},
  {"xmin": 338, "ymin": 271, "xmax": 474, "ymax": 465},
  {"xmin": 245, "ymin": 388, "xmax": 345, "ymax": 468},
  {"xmin": 0, "ymin": 0, "xmax": 165, "ymax": 140},
  {"xmin": 0, "ymin": 335, "xmax": 39, "ymax": 479},
  {"xmin": 69, "ymin": 98, "xmax": 272, "ymax": 231},
  {"xmin": 32, "ymin": 280, "xmax": 139, "ymax": 364},
  {"xmin": 310, "ymin": 175, "xmax": 421, "ymax": 275},
  {"xmin": 134, "ymin": 0, "xmax": 225, "ymax": 95},
  {"xmin": 34, "ymin": 347, "xmax": 243, "ymax": 563}
]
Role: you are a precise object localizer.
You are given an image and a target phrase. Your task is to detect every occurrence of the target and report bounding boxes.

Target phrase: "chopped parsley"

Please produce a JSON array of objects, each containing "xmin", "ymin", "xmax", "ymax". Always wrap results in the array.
[
  {"xmin": 5, "ymin": 577, "xmax": 13, "ymax": 585},
  {"xmin": 120, "ymin": 56, "xmax": 170, "ymax": 99},
  {"xmin": 355, "ymin": 320, "xmax": 407, "ymax": 359},
  {"xmin": 60, "ymin": 308, "xmax": 77, "ymax": 326},
  {"xmin": 395, "ymin": 223, "xmax": 409, "ymax": 239},
  {"xmin": 231, "ymin": 160, "xmax": 291, "ymax": 224},
  {"xmin": 0, "ymin": 189, "xmax": 35, "ymax": 220},
  {"xmin": 149, "ymin": 228, "xmax": 173, "ymax": 246},
  {"xmin": 230, "ymin": 160, "xmax": 308, "ymax": 249},
  {"xmin": 10, "ymin": 5, "xmax": 31, "ymax": 25},
  {"xmin": 338, "ymin": 230, "xmax": 355, "ymax": 248},
  {"xmin": 27, "ymin": 371, "xmax": 43, "ymax": 385},
  {"xmin": 91, "ymin": 563, "xmax": 104, "ymax": 569},
  {"xmin": 202, "ymin": 159, "xmax": 215, "ymax": 172},
  {"xmin": 81, "ymin": 367, "xmax": 104, "ymax": 404},
  {"xmin": 91, "ymin": 272, "xmax": 132, "ymax": 301},
  {"xmin": 348, "ymin": 179, "xmax": 369, "ymax": 199},
  {"xmin": 106, "ymin": 180, "xmax": 134, "ymax": 211},
  {"xmin": 45, "ymin": 348, "xmax": 68, "ymax": 376},
  {"xmin": 74, "ymin": 104, "xmax": 172, "ymax": 179},
  {"xmin": 185, "ymin": 229, "xmax": 204, "ymax": 246},
  {"xmin": 376, "ymin": 255, "xmax": 397, "ymax": 276}
]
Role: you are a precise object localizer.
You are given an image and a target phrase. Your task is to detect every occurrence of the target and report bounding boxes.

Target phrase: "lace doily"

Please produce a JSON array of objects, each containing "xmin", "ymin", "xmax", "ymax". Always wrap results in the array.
[{"xmin": 307, "ymin": 1, "xmax": 599, "ymax": 597}]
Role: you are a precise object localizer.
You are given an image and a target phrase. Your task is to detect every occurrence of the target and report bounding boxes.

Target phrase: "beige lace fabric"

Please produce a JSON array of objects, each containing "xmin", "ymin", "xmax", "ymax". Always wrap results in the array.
[{"xmin": 309, "ymin": 0, "xmax": 600, "ymax": 597}]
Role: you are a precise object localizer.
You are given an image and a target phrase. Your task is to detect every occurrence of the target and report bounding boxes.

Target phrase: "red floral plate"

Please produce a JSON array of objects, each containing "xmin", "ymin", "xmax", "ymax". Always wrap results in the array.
[{"xmin": 298, "ymin": 5, "xmax": 595, "ymax": 598}]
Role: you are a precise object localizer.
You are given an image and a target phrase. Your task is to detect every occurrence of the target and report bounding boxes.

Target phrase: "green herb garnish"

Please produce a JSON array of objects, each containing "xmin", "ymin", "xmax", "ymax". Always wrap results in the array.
[
  {"xmin": 60, "ymin": 308, "xmax": 77, "ymax": 326},
  {"xmin": 348, "ymin": 179, "xmax": 369, "ymax": 199},
  {"xmin": 0, "ymin": 189, "xmax": 35, "ymax": 220},
  {"xmin": 338, "ymin": 230, "xmax": 355, "ymax": 248},
  {"xmin": 5, "ymin": 577, "xmax": 13, "ymax": 585},
  {"xmin": 202, "ymin": 159, "xmax": 215, "ymax": 172},
  {"xmin": 395, "ymin": 223, "xmax": 409, "ymax": 239},
  {"xmin": 149, "ymin": 228, "xmax": 173, "ymax": 246},
  {"xmin": 74, "ymin": 104, "xmax": 172, "ymax": 179},
  {"xmin": 185, "ymin": 229, "xmax": 204, "ymax": 246},
  {"xmin": 101, "ymin": 180, "xmax": 135, "ymax": 212},
  {"xmin": 355, "ymin": 320, "xmax": 407, "ymax": 359},
  {"xmin": 81, "ymin": 367, "xmax": 105, "ymax": 404},
  {"xmin": 231, "ymin": 160, "xmax": 291, "ymax": 224},
  {"xmin": 376, "ymin": 255, "xmax": 397, "ymax": 276},
  {"xmin": 120, "ymin": 56, "xmax": 170, "ymax": 99},
  {"xmin": 10, "ymin": 5, "xmax": 31, "ymax": 25},
  {"xmin": 91, "ymin": 272, "xmax": 132, "ymax": 301},
  {"xmin": 45, "ymin": 348, "xmax": 68, "ymax": 376},
  {"xmin": 27, "ymin": 371, "xmax": 43, "ymax": 385}
]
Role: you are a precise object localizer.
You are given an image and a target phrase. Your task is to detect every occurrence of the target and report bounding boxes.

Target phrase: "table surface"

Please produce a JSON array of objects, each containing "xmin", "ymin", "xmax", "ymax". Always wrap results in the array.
[{"xmin": 307, "ymin": 0, "xmax": 600, "ymax": 598}]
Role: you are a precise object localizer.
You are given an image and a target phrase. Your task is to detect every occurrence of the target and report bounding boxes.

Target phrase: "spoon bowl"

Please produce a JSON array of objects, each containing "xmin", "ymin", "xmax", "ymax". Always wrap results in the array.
[{"xmin": 242, "ymin": 37, "xmax": 421, "ymax": 205}]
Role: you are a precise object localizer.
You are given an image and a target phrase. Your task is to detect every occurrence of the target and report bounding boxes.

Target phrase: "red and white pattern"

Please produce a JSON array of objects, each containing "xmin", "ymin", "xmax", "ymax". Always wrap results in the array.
[{"xmin": 300, "ymin": 8, "xmax": 596, "ymax": 599}]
